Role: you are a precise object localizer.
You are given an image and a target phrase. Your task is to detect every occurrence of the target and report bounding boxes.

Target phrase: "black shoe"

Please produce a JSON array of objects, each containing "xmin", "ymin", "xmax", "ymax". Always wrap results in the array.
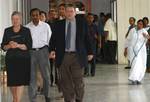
[
  {"xmin": 76, "ymin": 99, "xmax": 82, "ymax": 102},
  {"xmin": 91, "ymin": 74, "xmax": 95, "ymax": 77},
  {"xmin": 137, "ymin": 81, "xmax": 142, "ymax": 85},
  {"xmin": 37, "ymin": 87, "xmax": 43, "ymax": 95},
  {"xmin": 50, "ymin": 83, "xmax": 54, "ymax": 87},
  {"xmin": 132, "ymin": 81, "xmax": 137, "ymax": 85},
  {"xmin": 65, "ymin": 100, "xmax": 71, "ymax": 102},
  {"xmin": 45, "ymin": 96, "xmax": 51, "ymax": 102},
  {"xmin": 129, "ymin": 81, "xmax": 137, "ymax": 85},
  {"xmin": 84, "ymin": 73, "xmax": 89, "ymax": 77},
  {"xmin": 125, "ymin": 66, "xmax": 131, "ymax": 69}
]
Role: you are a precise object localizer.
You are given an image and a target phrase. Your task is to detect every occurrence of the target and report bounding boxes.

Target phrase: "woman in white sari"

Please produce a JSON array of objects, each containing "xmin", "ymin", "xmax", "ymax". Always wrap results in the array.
[{"xmin": 124, "ymin": 19, "xmax": 150, "ymax": 85}]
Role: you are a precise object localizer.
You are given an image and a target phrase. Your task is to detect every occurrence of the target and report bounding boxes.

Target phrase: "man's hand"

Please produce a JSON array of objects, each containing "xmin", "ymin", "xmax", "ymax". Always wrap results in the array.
[
  {"xmin": 49, "ymin": 51, "xmax": 56, "ymax": 59},
  {"xmin": 88, "ymin": 55, "xmax": 93, "ymax": 61}
]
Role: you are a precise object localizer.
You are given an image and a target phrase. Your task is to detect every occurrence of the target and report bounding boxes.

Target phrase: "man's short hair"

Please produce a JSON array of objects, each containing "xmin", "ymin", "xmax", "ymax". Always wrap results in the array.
[
  {"xmin": 30, "ymin": 8, "xmax": 40, "ymax": 16},
  {"xmin": 99, "ymin": 12, "xmax": 105, "ymax": 17},
  {"xmin": 74, "ymin": 1, "xmax": 85, "ymax": 11},
  {"xmin": 87, "ymin": 13, "xmax": 94, "ymax": 16},
  {"xmin": 106, "ymin": 13, "xmax": 111, "ymax": 18},
  {"xmin": 58, "ymin": 3, "xmax": 66, "ymax": 7},
  {"xmin": 40, "ymin": 11, "xmax": 47, "ymax": 17},
  {"xmin": 65, "ymin": 3, "xmax": 76, "ymax": 9}
]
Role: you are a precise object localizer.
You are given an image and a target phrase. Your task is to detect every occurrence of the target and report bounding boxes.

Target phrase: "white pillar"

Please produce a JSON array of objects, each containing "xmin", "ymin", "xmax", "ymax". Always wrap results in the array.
[{"xmin": 0, "ymin": 0, "xmax": 23, "ymax": 44}]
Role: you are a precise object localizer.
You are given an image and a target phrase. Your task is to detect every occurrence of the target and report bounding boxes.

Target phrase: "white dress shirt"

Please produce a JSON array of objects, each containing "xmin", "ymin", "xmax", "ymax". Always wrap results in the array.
[
  {"xmin": 104, "ymin": 18, "xmax": 117, "ymax": 41},
  {"xmin": 26, "ymin": 21, "xmax": 52, "ymax": 48}
]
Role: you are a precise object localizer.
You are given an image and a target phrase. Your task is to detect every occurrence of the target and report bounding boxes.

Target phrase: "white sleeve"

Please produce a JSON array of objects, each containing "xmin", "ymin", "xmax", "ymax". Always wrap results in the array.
[
  {"xmin": 25, "ymin": 23, "xmax": 30, "ymax": 28},
  {"xmin": 104, "ymin": 21, "xmax": 109, "ymax": 31},
  {"xmin": 46, "ymin": 24, "xmax": 52, "ymax": 45},
  {"xmin": 124, "ymin": 28, "xmax": 134, "ymax": 48},
  {"xmin": 144, "ymin": 29, "xmax": 148, "ymax": 35}
]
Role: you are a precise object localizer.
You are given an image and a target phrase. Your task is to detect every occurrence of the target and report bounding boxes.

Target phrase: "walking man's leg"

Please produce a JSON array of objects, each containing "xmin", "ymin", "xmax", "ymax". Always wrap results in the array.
[
  {"xmin": 29, "ymin": 52, "xmax": 37, "ymax": 102},
  {"xmin": 38, "ymin": 48, "xmax": 51, "ymax": 101}
]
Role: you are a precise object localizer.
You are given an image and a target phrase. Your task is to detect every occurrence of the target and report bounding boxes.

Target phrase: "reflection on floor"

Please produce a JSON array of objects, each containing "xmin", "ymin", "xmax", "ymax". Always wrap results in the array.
[{"xmin": 1, "ymin": 64, "xmax": 150, "ymax": 102}]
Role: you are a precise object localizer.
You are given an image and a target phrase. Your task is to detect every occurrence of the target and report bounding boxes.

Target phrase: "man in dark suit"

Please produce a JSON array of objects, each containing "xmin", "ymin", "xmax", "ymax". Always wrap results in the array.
[{"xmin": 49, "ymin": 3, "xmax": 93, "ymax": 102}]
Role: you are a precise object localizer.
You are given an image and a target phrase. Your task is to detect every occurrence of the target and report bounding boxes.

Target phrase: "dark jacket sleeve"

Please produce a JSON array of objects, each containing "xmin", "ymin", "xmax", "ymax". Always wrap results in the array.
[
  {"xmin": 49, "ymin": 23, "xmax": 56, "ymax": 52},
  {"xmin": 84, "ymin": 19, "xmax": 93, "ymax": 55},
  {"xmin": 1, "ymin": 29, "xmax": 9, "ymax": 51},
  {"xmin": 25, "ymin": 28, "xmax": 32, "ymax": 50}
]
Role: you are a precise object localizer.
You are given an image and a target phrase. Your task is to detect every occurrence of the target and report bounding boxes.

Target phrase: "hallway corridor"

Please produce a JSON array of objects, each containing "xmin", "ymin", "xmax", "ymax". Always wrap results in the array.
[{"xmin": 1, "ymin": 64, "xmax": 150, "ymax": 102}]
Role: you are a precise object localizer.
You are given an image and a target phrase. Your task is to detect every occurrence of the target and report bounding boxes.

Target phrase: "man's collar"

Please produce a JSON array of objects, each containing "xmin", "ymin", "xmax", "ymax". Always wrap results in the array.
[
  {"xmin": 31, "ymin": 20, "xmax": 42, "ymax": 26},
  {"xmin": 66, "ymin": 17, "xmax": 76, "ymax": 22}
]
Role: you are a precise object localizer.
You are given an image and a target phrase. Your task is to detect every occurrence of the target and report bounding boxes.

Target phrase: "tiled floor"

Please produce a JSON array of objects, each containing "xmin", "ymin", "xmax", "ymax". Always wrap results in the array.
[{"xmin": 1, "ymin": 64, "xmax": 150, "ymax": 102}]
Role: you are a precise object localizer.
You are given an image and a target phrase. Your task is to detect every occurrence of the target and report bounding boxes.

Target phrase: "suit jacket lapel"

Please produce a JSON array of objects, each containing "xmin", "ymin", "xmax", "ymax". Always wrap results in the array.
[
  {"xmin": 76, "ymin": 18, "xmax": 80, "ymax": 42},
  {"xmin": 62, "ymin": 20, "xmax": 66, "ymax": 40}
]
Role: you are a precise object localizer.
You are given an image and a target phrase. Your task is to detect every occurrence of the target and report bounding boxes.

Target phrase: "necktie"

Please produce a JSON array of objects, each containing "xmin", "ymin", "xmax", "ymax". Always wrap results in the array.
[{"xmin": 66, "ymin": 22, "xmax": 71, "ymax": 50}]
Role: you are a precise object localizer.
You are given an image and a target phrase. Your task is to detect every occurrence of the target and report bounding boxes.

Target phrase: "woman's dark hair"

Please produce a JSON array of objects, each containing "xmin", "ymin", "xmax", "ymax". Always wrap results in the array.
[
  {"xmin": 129, "ymin": 17, "xmax": 136, "ymax": 22},
  {"xmin": 137, "ymin": 19, "xmax": 144, "ymax": 25},
  {"xmin": 143, "ymin": 17, "xmax": 149, "ymax": 23},
  {"xmin": 30, "ymin": 8, "xmax": 40, "ymax": 16}
]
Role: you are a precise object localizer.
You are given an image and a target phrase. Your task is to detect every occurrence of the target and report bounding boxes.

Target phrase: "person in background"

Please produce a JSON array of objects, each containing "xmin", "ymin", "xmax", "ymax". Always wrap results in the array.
[
  {"xmin": 49, "ymin": 3, "xmax": 66, "ymax": 97},
  {"xmin": 124, "ymin": 19, "xmax": 149, "ymax": 85},
  {"xmin": 49, "ymin": 3, "xmax": 93, "ymax": 102},
  {"xmin": 58, "ymin": 3, "xmax": 66, "ymax": 20},
  {"xmin": 36, "ymin": 10, "xmax": 48, "ymax": 94},
  {"xmin": 98, "ymin": 12, "xmax": 105, "ymax": 62},
  {"xmin": 143, "ymin": 17, "xmax": 150, "ymax": 73},
  {"xmin": 47, "ymin": 7, "xmax": 59, "ymax": 87},
  {"xmin": 143, "ymin": 17, "xmax": 150, "ymax": 31},
  {"xmin": 47, "ymin": 8, "xmax": 59, "ymax": 24},
  {"xmin": 40, "ymin": 11, "xmax": 47, "ymax": 22},
  {"xmin": 104, "ymin": 13, "xmax": 117, "ymax": 64},
  {"xmin": 75, "ymin": 1, "xmax": 86, "ymax": 19},
  {"xmin": 125, "ymin": 17, "xmax": 136, "ymax": 38},
  {"xmin": 93, "ymin": 14, "xmax": 100, "ymax": 61},
  {"xmin": 93, "ymin": 14, "xmax": 99, "ymax": 26},
  {"xmin": 98, "ymin": 12, "xmax": 105, "ymax": 36},
  {"xmin": 1, "ymin": 11, "xmax": 32, "ymax": 102},
  {"xmin": 84, "ymin": 13, "xmax": 99, "ymax": 77},
  {"xmin": 26, "ymin": 8, "xmax": 51, "ymax": 102},
  {"xmin": 125, "ymin": 17, "xmax": 136, "ymax": 69}
]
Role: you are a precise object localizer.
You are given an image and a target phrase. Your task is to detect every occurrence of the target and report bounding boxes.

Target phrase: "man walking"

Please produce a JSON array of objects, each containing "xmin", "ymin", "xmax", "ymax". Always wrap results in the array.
[
  {"xmin": 49, "ymin": 3, "xmax": 93, "ymax": 102},
  {"xmin": 26, "ymin": 8, "xmax": 51, "ymax": 102}
]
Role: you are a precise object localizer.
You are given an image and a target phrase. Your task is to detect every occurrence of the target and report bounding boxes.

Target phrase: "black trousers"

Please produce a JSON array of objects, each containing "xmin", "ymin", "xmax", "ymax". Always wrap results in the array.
[
  {"xmin": 84, "ymin": 56, "xmax": 96, "ymax": 76},
  {"xmin": 84, "ymin": 43, "xmax": 96, "ymax": 76},
  {"xmin": 49, "ymin": 59, "xmax": 58, "ymax": 86},
  {"xmin": 103, "ymin": 41, "xmax": 117, "ymax": 64}
]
